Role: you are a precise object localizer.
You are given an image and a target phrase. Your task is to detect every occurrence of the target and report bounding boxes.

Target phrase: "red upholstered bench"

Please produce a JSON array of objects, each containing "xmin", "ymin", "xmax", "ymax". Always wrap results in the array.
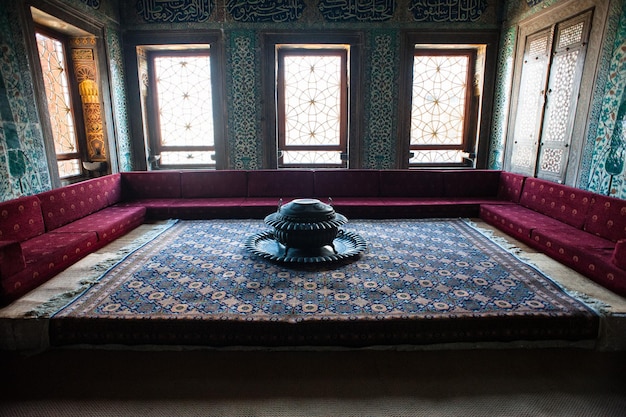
[{"xmin": 0, "ymin": 175, "xmax": 145, "ymax": 305}]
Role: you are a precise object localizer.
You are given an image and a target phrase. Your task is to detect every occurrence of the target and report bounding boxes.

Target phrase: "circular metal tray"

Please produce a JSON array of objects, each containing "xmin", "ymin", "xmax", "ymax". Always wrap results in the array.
[{"xmin": 245, "ymin": 229, "xmax": 367, "ymax": 264}]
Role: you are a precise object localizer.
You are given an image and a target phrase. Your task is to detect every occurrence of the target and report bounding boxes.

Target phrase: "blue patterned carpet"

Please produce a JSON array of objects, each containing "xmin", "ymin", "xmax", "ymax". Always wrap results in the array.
[{"xmin": 51, "ymin": 219, "xmax": 599, "ymax": 347}]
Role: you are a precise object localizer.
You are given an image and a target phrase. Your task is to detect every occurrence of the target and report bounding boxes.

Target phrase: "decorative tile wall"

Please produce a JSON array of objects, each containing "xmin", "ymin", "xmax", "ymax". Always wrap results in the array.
[
  {"xmin": 363, "ymin": 30, "xmax": 399, "ymax": 169},
  {"xmin": 3, "ymin": 0, "xmax": 626, "ymax": 201},
  {"xmin": 587, "ymin": 2, "xmax": 626, "ymax": 198},
  {"xmin": 226, "ymin": 30, "xmax": 262, "ymax": 170},
  {"xmin": 491, "ymin": 0, "xmax": 626, "ymax": 199},
  {"xmin": 0, "ymin": 3, "xmax": 51, "ymax": 200}
]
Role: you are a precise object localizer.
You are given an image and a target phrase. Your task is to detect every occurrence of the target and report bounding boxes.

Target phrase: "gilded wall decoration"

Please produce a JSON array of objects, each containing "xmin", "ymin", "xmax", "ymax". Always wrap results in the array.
[
  {"xmin": 72, "ymin": 38, "xmax": 107, "ymax": 163},
  {"xmin": 409, "ymin": 0, "xmax": 487, "ymax": 22},
  {"xmin": 227, "ymin": 0, "xmax": 305, "ymax": 22},
  {"xmin": 137, "ymin": 0, "xmax": 214, "ymax": 23},
  {"xmin": 319, "ymin": 0, "xmax": 395, "ymax": 22}
]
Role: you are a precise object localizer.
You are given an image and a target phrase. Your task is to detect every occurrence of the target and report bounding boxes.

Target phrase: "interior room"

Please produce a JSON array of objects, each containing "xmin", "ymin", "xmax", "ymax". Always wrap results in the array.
[{"xmin": 1, "ymin": 0, "xmax": 626, "ymax": 415}]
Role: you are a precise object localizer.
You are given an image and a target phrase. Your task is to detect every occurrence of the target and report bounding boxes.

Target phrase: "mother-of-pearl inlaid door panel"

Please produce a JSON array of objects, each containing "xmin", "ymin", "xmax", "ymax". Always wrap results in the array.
[{"xmin": 508, "ymin": 11, "xmax": 592, "ymax": 183}]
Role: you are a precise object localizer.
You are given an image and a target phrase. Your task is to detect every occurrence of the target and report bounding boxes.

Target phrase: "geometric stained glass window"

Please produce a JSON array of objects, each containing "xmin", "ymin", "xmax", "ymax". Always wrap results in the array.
[
  {"xmin": 277, "ymin": 48, "xmax": 348, "ymax": 168},
  {"xmin": 409, "ymin": 52, "xmax": 471, "ymax": 165},
  {"xmin": 35, "ymin": 31, "xmax": 82, "ymax": 178},
  {"xmin": 152, "ymin": 52, "xmax": 215, "ymax": 166}
]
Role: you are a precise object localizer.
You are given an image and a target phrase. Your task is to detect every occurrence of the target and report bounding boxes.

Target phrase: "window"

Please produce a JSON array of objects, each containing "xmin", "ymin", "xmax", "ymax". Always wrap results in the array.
[
  {"xmin": 35, "ymin": 29, "xmax": 83, "ymax": 179},
  {"xmin": 262, "ymin": 32, "xmax": 363, "ymax": 169},
  {"xmin": 409, "ymin": 50, "xmax": 474, "ymax": 166},
  {"xmin": 506, "ymin": 10, "xmax": 592, "ymax": 183},
  {"xmin": 399, "ymin": 31, "xmax": 498, "ymax": 169},
  {"xmin": 277, "ymin": 47, "xmax": 348, "ymax": 167},
  {"xmin": 126, "ymin": 31, "xmax": 226, "ymax": 170},
  {"xmin": 148, "ymin": 50, "xmax": 216, "ymax": 167}
]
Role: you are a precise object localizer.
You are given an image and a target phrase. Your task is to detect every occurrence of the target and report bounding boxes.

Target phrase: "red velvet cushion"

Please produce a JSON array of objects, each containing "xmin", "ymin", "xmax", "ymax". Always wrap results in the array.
[
  {"xmin": 442, "ymin": 170, "xmax": 501, "ymax": 198},
  {"xmin": 498, "ymin": 172, "xmax": 526, "ymax": 203},
  {"xmin": 52, "ymin": 206, "xmax": 146, "ymax": 243},
  {"xmin": 121, "ymin": 171, "xmax": 182, "ymax": 199},
  {"xmin": 38, "ymin": 186, "xmax": 93, "ymax": 231},
  {"xmin": 584, "ymin": 194, "xmax": 626, "ymax": 242},
  {"xmin": 612, "ymin": 240, "xmax": 626, "ymax": 269},
  {"xmin": 480, "ymin": 204, "xmax": 568, "ymax": 242},
  {"xmin": 181, "ymin": 171, "xmax": 248, "ymax": 198},
  {"xmin": 247, "ymin": 170, "xmax": 314, "ymax": 198},
  {"xmin": 314, "ymin": 170, "xmax": 380, "ymax": 198},
  {"xmin": 96, "ymin": 173, "xmax": 123, "ymax": 205},
  {"xmin": 21, "ymin": 231, "xmax": 99, "ymax": 268},
  {"xmin": 379, "ymin": 170, "xmax": 444, "ymax": 197},
  {"xmin": 0, "ymin": 196, "xmax": 45, "ymax": 241},
  {"xmin": 519, "ymin": 178, "xmax": 593, "ymax": 229},
  {"xmin": 0, "ymin": 240, "xmax": 25, "ymax": 278}
]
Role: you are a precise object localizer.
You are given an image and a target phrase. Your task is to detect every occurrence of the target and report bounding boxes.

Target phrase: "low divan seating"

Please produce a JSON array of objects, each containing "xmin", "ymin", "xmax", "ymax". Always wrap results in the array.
[{"xmin": 0, "ymin": 169, "xmax": 624, "ymax": 306}]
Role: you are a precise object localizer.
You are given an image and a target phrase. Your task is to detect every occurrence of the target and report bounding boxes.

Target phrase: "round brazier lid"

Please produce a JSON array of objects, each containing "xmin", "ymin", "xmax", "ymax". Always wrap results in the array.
[{"xmin": 265, "ymin": 198, "xmax": 348, "ymax": 231}]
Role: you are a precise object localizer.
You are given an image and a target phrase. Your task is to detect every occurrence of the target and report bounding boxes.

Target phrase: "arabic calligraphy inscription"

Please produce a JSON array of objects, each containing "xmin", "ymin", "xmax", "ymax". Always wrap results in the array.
[
  {"xmin": 137, "ymin": 0, "xmax": 214, "ymax": 23},
  {"xmin": 410, "ymin": 0, "xmax": 487, "ymax": 23},
  {"xmin": 319, "ymin": 0, "xmax": 396, "ymax": 22},
  {"xmin": 227, "ymin": 0, "xmax": 305, "ymax": 22}
]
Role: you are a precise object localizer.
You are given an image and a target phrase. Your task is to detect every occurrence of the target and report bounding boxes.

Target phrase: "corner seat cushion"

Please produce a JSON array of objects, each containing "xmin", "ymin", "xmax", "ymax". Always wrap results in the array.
[
  {"xmin": 584, "ymin": 194, "xmax": 626, "ymax": 242},
  {"xmin": 442, "ymin": 170, "xmax": 501, "ymax": 197},
  {"xmin": 181, "ymin": 171, "xmax": 248, "ymax": 198},
  {"xmin": 519, "ymin": 178, "xmax": 593, "ymax": 229},
  {"xmin": 497, "ymin": 172, "xmax": 526, "ymax": 203},
  {"xmin": 0, "ymin": 240, "xmax": 25, "ymax": 278},
  {"xmin": 480, "ymin": 204, "xmax": 571, "ymax": 242},
  {"xmin": 50, "ymin": 206, "xmax": 146, "ymax": 243},
  {"xmin": 247, "ymin": 170, "xmax": 314, "ymax": 198},
  {"xmin": 0, "ymin": 196, "xmax": 45, "ymax": 241}
]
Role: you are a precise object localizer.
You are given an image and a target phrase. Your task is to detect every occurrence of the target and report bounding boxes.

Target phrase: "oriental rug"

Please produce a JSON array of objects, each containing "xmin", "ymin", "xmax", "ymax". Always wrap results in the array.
[{"xmin": 50, "ymin": 219, "xmax": 599, "ymax": 347}]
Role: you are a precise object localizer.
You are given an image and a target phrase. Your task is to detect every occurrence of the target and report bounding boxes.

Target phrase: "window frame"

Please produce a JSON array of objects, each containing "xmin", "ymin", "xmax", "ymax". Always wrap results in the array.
[
  {"xmin": 147, "ymin": 49, "xmax": 217, "ymax": 169},
  {"xmin": 398, "ymin": 30, "xmax": 499, "ymax": 169},
  {"xmin": 276, "ymin": 47, "xmax": 349, "ymax": 168},
  {"xmin": 408, "ymin": 48, "xmax": 475, "ymax": 167},
  {"xmin": 262, "ymin": 31, "xmax": 364, "ymax": 169},
  {"xmin": 34, "ymin": 25, "xmax": 86, "ymax": 179},
  {"xmin": 21, "ymin": 0, "xmax": 116, "ymax": 187},
  {"xmin": 123, "ymin": 30, "xmax": 227, "ymax": 170}
]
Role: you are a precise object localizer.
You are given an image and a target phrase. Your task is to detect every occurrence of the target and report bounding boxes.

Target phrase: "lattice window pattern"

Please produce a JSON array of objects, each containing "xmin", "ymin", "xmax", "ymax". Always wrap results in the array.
[
  {"xmin": 283, "ymin": 54, "xmax": 342, "ymax": 147},
  {"xmin": 35, "ymin": 32, "xmax": 82, "ymax": 178},
  {"xmin": 558, "ymin": 21, "xmax": 584, "ymax": 48},
  {"xmin": 154, "ymin": 54, "xmax": 214, "ymax": 162},
  {"xmin": 529, "ymin": 35, "xmax": 549, "ymax": 57},
  {"xmin": 410, "ymin": 150, "xmax": 465, "ymax": 165},
  {"xmin": 281, "ymin": 151, "xmax": 342, "ymax": 165},
  {"xmin": 410, "ymin": 54, "xmax": 468, "ymax": 164},
  {"xmin": 512, "ymin": 55, "xmax": 547, "ymax": 144},
  {"xmin": 540, "ymin": 148, "xmax": 564, "ymax": 173},
  {"xmin": 511, "ymin": 144, "xmax": 535, "ymax": 169},
  {"xmin": 543, "ymin": 50, "xmax": 579, "ymax": 143}
]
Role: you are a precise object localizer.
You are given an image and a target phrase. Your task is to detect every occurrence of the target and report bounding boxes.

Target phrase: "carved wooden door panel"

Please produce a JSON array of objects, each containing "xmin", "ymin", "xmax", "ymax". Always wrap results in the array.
[
  {"xmin": 508, "ymin": 29, "xmax": 552, "ymax": 176},
  {"xmin": 507, "ymin": 10, "xmax": 592, "ymax": 182},
  {"xmin": 536, "ymin": 12, "xmax": 591, "ymax": 183}
]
